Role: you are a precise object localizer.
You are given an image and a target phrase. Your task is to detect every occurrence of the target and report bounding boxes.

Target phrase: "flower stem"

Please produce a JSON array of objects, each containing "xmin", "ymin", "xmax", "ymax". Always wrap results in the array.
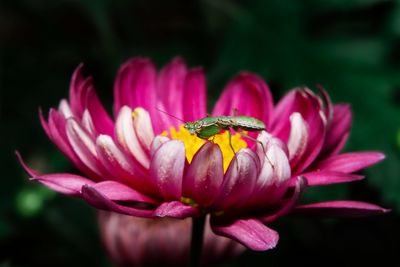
[{"xmin": 189, "ymin": 215, "xmax": 206, "ymax": 267}]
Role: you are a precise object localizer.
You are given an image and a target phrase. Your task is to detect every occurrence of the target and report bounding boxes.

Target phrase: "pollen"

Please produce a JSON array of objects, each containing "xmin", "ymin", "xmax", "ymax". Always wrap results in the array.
[{"xmin": 162, "ymin": 124, "xmax": 247, "ymax": 172}]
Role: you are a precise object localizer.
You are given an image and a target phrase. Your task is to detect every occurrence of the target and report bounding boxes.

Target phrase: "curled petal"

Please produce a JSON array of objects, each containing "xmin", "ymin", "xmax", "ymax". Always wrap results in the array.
[
  {"xmin": 300, "ymin": 171, "xmax": 364, "ymax": 187},
  {"xmin": 316, "ymin": 152, "xmax": 385, "ymax": 173},
  {"xmin": 271, "ymin": 90, "xmax": 326, "ymax": 173},
  {"xmin": 116, "ymin": 106, "xmax": 149, "ymax": 169},
  {"xmin": 154, "ymin": 201, "xmax": 200, "ymax": 219},
  {"xmin": 320, "ymin": 104, "xmax": 352, "ymax": 158},
  {"xmin": 69, "ymin": 63, "xmax": 88, "ymax": 118},
  {"xmin": 261, "ymin": 176, "xmax": 306, "ymax": 223},
  {"xmin": 132, "ymin": 107, "xmax": 155, "ymax": 153},
  {"xmin": 211, "ymin": 218, "xmax": 279, "ymax": 251},
  {"xmin": 182, "ymin": 68, "xmax": 207, "ymax": 121},
  {"xmin": 150, "ymin": 140, "xmax": 186, "ymax": 200},
  {"xmin": 287, "ymin": 112, "xmax": 308, "ymax": 163},
  {"xmin": 96, "ymin": 135, "xmax": 152, "ymax": 192},
  {"xmin": 256, "ymin": 143, "xmax": 291, "ymax": 189},
  {"xmin": 212, "ymin": 73, "xmax": 274, "ymax": 128},
  {"xmin": 58, "ymin": 99, "xmax": 73, "ymax": 119},
  {"xmin": 82, "ymin": 110, "xmax": 96, "ymax": 136},
  {"xmin": 81, "ymin": 185, "xmax": 154, "ymax": 218},
  {"xmin": 66, "ymin": 118, "xmax": 108, "ymax": 177},
  {"xmin": 292, "ymin": 201, "xmax": 390, "ymax": 218},
  {"xmin": 214, "ymin": 149, "xmax": 259, "ymax": 210},
  {"xmin": 183, "ymin": 142, "xmax": 224, "ymax": 207},
  {"xmin": 151, "ymin": 135, "xmax": 170, "ymax": 156}
]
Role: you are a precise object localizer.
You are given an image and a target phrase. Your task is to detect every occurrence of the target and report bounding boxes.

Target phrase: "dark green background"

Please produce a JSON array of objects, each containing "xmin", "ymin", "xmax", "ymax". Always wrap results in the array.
[{"xmin": 1, "ymin": 0, "xmax": 399, "ymax": 266}]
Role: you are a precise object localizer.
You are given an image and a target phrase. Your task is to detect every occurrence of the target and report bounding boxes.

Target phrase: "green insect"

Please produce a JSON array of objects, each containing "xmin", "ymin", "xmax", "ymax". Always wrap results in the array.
[{"xmin": 158, "ymin": 109, "xmax": 268, "ymax": 166}]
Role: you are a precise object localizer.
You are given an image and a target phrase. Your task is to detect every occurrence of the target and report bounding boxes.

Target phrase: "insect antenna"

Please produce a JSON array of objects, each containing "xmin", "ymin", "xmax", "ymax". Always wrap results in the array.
[{"xmin": 155, "ymin": 108, "xmax": 187, "ymax": 123}]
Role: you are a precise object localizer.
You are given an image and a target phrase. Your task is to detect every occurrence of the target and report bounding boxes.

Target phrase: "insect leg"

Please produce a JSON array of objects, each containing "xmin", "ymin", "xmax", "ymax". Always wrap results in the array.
[
  {"xmin": 237, "ymin": 131, "xmax": 274, "ymax": 168},
  {"xmin": 228, "ymin": 130, "xmax": 240, "ymax": 171}
]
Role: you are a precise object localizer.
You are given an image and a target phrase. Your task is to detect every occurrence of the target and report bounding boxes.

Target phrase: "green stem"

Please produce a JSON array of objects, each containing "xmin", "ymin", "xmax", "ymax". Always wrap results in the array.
[{"xmin": 189, "ymin": 215, "xmax": 206, "ymax": 267}]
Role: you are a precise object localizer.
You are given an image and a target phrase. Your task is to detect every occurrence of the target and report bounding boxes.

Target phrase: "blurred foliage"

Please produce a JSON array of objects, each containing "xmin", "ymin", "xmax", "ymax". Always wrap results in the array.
[{"xmin": 1, "ymin": 0, "xmax": 399, "ymax": 266}]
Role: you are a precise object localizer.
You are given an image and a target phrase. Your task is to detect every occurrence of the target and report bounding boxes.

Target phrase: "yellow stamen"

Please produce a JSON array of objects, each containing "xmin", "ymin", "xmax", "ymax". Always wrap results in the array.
[{"xmin": 162, "ymin": 124, "xmax": 247, "ymax": 172}]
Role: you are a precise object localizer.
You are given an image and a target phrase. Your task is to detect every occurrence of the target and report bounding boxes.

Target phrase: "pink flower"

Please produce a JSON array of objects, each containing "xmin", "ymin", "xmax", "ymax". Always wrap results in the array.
[
  {"xmin": 98, "ymin": 212, "xmax": 244, "ymax": 267},
  {"xmin": 18, "ymin": 57, "xmax": 388, "ymax": 251}
]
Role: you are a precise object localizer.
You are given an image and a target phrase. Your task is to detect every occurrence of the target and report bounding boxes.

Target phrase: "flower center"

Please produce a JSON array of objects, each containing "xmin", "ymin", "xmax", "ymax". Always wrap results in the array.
[{"xmin": 162, "ymin": 124, "xmax": 247, "ymax": 172}]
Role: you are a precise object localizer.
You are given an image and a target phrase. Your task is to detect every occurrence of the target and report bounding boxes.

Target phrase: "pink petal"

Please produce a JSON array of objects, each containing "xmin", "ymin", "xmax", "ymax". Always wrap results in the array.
[
  {"xmin": 85, "ymin": 87, "xmax": 114, "ymax": 136},
  {"xmin": 58, "ymin": 99, "xmax": 74, "ymax": 119},
  {"xmin": 156, "ymin": 57, "xmax": 188, "ymax": 127},
  {"xmin": 66, "ymin": 118, "xmax": 109, "ymax": 177},
  {"xmin": 17, "ymin": 152, "xmax": 94, "ymax": 195},
  {"xmin": 256, "ymin": 134, "xmax": 291, "ymax": 189},
  {"xmin": 213, "ymin": 149, "xmax": 259, "ymax": 210},
  {"xmin": 318, "ymin": 86, "xmax": 333, "ymax": 123},
  {"xmin": 300, "ymin": 171, "xmax": 364, "ymax": 186},
  {"xmin": 115, "ymin": 106, "xmax": 150, "ymax": 169},
  {"xmin": 261, "ymin": 176, "xmax": 306, "ymax": 223},
  {"xmin": 154, "ymin": 201, "xmax": 199, "ymax": 219},
  {"xmin": 316, "ymin": 152, "xmax": 385, "ymax": 173},
  {"xmin": 149, "ymin": 140, "xmax": 186, "ymax": 200},
  {"xmin": 183, "ymin": 142, "xmax": 224, "ymax": 207},
  {"xmin": 132, "ymin": 107, "xmax": 155, "ymax": 153},
  {"xmin": 287, "ymin": 112, "xmax": 308, "ymax": 163},
  {"xmin": 270, "ymin": 90, "xmax": 299, "ymax": 141},
  {"xmin": 320, "ymin": 104, "xmax": 352, "ymax": 158},
  {"xmin": 212, "ymin": 72, "xmax": 274, "ymax": 128},
  {"xmin": 95, "ymin": 135, "xmax": 153, "ymax": 193},
  {"xmin": 68, "ymin": 64, "xmax": 87, "ymax": 118},
  {"xmin": 92, "ymin": 181, "xmax": 157, "ymax": 204},
  {"xmin": 150, "ymin": 136, "xmax": 170, "ymax": 156},
  {"xmin": 81, "ymin": 185, "xmax": 155, "ymax": 218},
  {"xmin": 45, "ymin": 109, "xmax": 101, "ymax": 179},
  {"xmin": 293, "ymin": 201, "xmax": 390, "ymax": 218},
  {"xmin": 113, "ymin": 57, "xmax": 157, "ymax": 114},
  {"xmin": 271, "ymin": 90, "xmax": 326, "ymax": 171},
  {"xmin": 182, "ymin": 68, "xmax": 207, "ymax": 121},
  {"xmin": 211, "ymin": 218, "xmax": 279, "ymax": 251}
]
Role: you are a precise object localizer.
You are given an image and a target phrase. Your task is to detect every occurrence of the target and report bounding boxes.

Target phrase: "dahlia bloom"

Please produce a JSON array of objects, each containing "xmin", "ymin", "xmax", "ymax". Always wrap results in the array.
[
  {"xmin": 18, "ymin": 57, "xmax": 387, "ymax": 251},
  {"xmin": 98, "ymin": 212, "xmax": 244, "ymax": 267}
]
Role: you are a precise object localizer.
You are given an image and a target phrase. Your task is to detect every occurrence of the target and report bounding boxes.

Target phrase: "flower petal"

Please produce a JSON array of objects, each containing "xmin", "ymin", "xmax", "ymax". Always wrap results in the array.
[
  {"xmin": 211, "ymin": 218, "xmax": 279, "ymax": 251},
  {"xmin": 92, "ymin": 181, "xmax": 157, "ymax": 204},
  {"xmin": 182, "ymin": 68, "xmax": 207, "ymax": 121},
  {"xmin": 115, "ymin": 106, "xmax": 150, "ymax": 169},
  {"xmin": 95, "ymin": 135, "xmax": 154, "ymax": 193},
  {"xmin": 271, "ymin": 90, "xmax": 326, "ymax": 172},
  {"xmin": 316, "ymin": 152, "xmax": 385, "ymax": 173},
  {"xmin": 212, "ymin": 72, "xmax": 274, "ymax": 128},
  {"xmin": 292, "ymin": 201, "xmax": 390, "ymax": 218},
  {"xmin": 85, "ymin": 87, "xmax": 114, "ymax": 136},
  {"xmin": 68, "ymin": 64, "xmax": 88, "ymax": 118},
  {"xmin": 81, "ymin": 185, "xmax": 155, "ymax": 218},
  {"xmin": 150, "ymin": 140, "xmax": 186, "ymax": 200},
  {"xmin": 287, "ymin": 112, "xmax": 308, "ymax": 163},
  {"xmin": 183, "ymin": 142, "xmax": 224, "ymax": 207},
  {"xmin": 66, "ymin": 118, "xmax": 109, "ymax": 177},
  {"xmin": 213, "ymin": 149, "xmax": 259, "ymax": 210},
  {"xmin": 156, "ymin": 57, "xmax": 188, "ymax": 126},
  {"xmin": 320, "ymin": 104, "xmax": 352, "ymax": 158},
  {"xmin": 154, "ymin": 201, "xmax": 199, "ymax": 219},
  {"xmin": 17, "ymin": 152, "xmax": 94, "ymax": 195},
  {"xmin": 261, "ymin": 176, "xmax": 306, "ymax": 223},
  {"xmin": 132, "ymin": 107, "xmax": 155, "ymax": 153},
  {"xmin": 300, "ymin": 171, "xmax": 364, "ymax": 186},
  {"xmin": 113, "ymin": 57, "xmax": 157, "ymax": 115}
]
